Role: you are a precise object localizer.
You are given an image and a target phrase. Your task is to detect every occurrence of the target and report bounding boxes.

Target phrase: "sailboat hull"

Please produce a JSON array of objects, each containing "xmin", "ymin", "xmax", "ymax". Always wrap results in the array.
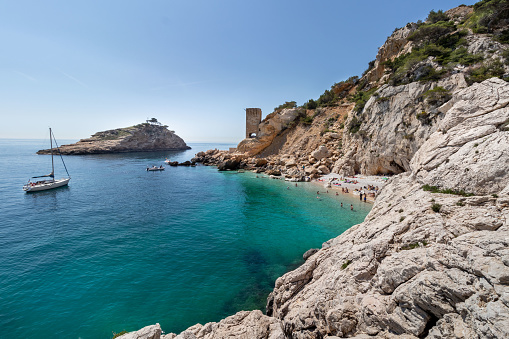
[{"xmin": 23, "ymin": 178, "xmax": 70, "ymax": 192}]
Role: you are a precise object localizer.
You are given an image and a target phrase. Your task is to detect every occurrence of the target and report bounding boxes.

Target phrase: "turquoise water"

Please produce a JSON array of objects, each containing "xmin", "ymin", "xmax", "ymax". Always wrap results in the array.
[{"xmin": 0, "ymin": 139, "xmax": 371, "ymax": 338}]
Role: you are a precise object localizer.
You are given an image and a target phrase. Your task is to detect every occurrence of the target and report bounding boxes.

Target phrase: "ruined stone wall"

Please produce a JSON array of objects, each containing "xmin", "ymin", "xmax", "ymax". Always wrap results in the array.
[{"xmin": 246, "ymin": 108, "xmax": 262, "ymax": 138}]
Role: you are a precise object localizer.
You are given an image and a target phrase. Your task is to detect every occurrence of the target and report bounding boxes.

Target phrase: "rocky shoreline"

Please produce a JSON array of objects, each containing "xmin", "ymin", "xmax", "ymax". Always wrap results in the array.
[
  {"xmin": 37, "ymin": 123, "xmax": 190, "ymax": 155},
  {"xmin": 119, "ymin": 77, "xmax": 509, "ymax": 339},
  {"xmin": 117, "ymin": 3, "xmax": 509, "ymax": 338}
]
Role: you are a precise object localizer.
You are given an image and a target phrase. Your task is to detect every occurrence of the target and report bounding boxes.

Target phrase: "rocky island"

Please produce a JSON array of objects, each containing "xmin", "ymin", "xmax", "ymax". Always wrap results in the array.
[
  {"xmin": 118, "ymin": 2, "xmax": 509, "ymax": 338},
  {"xmin": 37, "ymin": 120, "xmax": 190, "ymax": 155}
]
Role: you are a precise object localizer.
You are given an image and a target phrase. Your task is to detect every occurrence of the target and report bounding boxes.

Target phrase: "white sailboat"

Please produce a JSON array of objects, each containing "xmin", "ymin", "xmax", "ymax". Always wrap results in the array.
[{"xmin": 23, "ymin": 128, "xmax": 71, "ymax": 192}]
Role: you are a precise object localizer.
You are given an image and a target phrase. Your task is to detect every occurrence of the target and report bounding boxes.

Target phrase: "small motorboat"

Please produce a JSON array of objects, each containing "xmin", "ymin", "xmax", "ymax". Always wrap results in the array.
[
  {"xmin": 164, "ymin": 158, "xmax": 171, "ymax": 164},
  {"xmin": 147, "ymin": 166, "xmax": 165, "ymax": 171}
]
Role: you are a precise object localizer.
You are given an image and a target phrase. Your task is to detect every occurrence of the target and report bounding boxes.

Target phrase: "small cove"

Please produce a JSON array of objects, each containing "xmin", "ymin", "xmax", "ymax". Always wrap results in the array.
[{"xmin": 0, "ymin": 140, "xmax": 372, "ymax": 338}]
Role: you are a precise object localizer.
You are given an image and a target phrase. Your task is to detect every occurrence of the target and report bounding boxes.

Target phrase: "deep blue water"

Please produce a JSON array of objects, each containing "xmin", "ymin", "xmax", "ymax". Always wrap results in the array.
[{"xmin": 0, "ymin": 139, "xmax": 371, "ymax": 338}]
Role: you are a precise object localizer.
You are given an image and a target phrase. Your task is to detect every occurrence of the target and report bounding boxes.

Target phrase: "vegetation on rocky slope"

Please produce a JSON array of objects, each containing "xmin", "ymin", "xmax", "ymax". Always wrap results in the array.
[
  {"xmin": 267, "ymin": 2, "xmax": 509, "ymax": 149},
  {"xmin": 466, "ymin": 0, "xmax": 509, "ymax": 35}
]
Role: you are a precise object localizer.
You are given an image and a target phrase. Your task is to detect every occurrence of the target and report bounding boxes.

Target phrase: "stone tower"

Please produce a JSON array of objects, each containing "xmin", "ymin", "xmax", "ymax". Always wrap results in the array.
[{"xmin": 246, "ymin": 108, "xmax": 262, "ymax": 138}]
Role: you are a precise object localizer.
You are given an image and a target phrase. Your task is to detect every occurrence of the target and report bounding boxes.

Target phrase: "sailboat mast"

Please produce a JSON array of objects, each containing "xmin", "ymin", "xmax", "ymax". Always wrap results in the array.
[{"xmin": 50, "ymin": 127, "xmax": 54, "ymax": 178}]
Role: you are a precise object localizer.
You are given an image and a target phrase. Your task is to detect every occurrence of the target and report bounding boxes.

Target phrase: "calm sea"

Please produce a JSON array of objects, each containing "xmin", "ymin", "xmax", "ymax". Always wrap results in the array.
[{"xmin": 0, "ymin": 139, "xmax": 371, "ymax": 339}]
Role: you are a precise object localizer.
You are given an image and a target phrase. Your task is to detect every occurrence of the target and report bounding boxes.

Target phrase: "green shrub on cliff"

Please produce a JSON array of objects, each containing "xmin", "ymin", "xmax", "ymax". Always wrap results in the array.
[
  {"xmin": 427, "ymin": 9, "xmax": 450, "ymax": 24},
  {"xmin": 300, "ymin": 115, "xmax": 314, "ymax": 125},
  {"xmin": 437, "ymin": 30, "xmax": 468, "ymax": 49},
  {"xmin": 408, "ymin": 20, "xmax": 456, "ymax": 43},
  {"xmin": 112, "ymin": 331, "xmax": 128, "ymax": 338},
  {"xmin": 467, "ymin": 0, "xmax": 509, "ymax": 33},
  {"xmin": 422, "ymin": 184, "xmax": 474, "ymax": 196},
  {"xmin": 467, "ymin": 59, "xmax": 505, "ymax": 84},
  {"xmin": 304, "ymin": 77, "xmax": 359, "ymax": 109},
  {"xmin": 362, "ymin": 60, "xmax": 376, "ymax": 77},
  {"xmin": 421, "ymin": 86, "xmax": 452, "ymax": 105},
  {"xmin": 401, "ymin": 241, "xmax": 428, "ymax": 250},
  {"xmin": 348, "ymin": 116, "xmax": 362, "ymax": 134},
  {"xmin": 495, "ymin": 29, "xmax": 509, "ymax": 44},
  {"xmin": 274, "ymin": 101, "xmax": 297, "ymax": 112},
  {"xmin": 416, "ymin": 111, "xmax": 432, "ymax": 124},
  {"xmin": 385, "ymin": 27, "xmax": 483, "ymax": 86},
  {"xmin": 382, "ymin": 4, "xmax": 505, "ymax": 86},
  {"xmin": 351, "ymin": 87, "xmax": 377, "ymax": 113},
  {"xmin": 303, "ymin": 99, "xmax": 318, "ymax": 110},
  {"xmin": 317, "ymin": 89, "xmax": 337, "ymax": 107},
  {"xmin": 503, "ymin": 49, "xmax": 509, "ymax": 64},
  {"xmin": 447, "ymin": 46, "xmax": 484, "ymax": 65}
]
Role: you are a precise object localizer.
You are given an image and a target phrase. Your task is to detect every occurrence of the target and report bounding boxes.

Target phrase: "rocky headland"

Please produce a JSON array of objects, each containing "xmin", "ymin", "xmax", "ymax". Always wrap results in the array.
[
  {"xmin": 118, "ymin": 2, "xmax": 509, "ymax": 338},
  {"xmin": 38, "ymin": 122, "xmax": 190, "ymax": 155}
]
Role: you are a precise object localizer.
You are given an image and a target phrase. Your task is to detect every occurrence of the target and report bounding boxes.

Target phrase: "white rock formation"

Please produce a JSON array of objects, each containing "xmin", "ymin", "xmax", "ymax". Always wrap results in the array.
[
  {"xmin": 117, "ymin": 324, "xmax": 162, "ymax": 339},
  {"xmin": 311, "ymin": 145, "xmax": 329, "ymax": 160},
  {"xmin": 166, "ymin": 310, "xmax": 284, "ymax": 339},
  {"xmin": 365, "ymin": 24, "xmax": 417, "ymax": 85},
  {"xmin": 332, "ymin": 74, "xmax": 469, "ymax": 176},
  {"xmin": 267, "ymin": 78, "xmax": 509, "ymax": 338},
  {"xmin": 411, "ymin": 78, "xmax": 509, "ymax": 195}
]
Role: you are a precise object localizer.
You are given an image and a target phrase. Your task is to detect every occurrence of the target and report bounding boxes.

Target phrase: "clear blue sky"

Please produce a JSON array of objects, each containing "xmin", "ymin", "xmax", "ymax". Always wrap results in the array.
[{"xmin": 0, "ymin": 0, "xmax": 476, "ymax": 143}]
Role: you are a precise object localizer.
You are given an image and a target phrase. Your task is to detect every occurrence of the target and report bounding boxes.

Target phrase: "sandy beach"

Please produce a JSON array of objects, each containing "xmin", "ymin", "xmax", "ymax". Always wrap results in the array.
[{"xmin": 312, "ymin": 173, "xmax": 390, "ymax": 202}]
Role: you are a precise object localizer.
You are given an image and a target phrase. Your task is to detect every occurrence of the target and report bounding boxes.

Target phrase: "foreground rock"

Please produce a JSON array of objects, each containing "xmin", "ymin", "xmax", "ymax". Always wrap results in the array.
[
  {"xmin": 37, "ymin": 123, "xmax": 190, "ymax": 155},
  {"xmin": 117, "ymin": 324, "xmax": 161, "ymax": 339},
  {"xmin": 117, "ymin": 311, "xmax": 284, "ymax": 339},
  {"xmin": 266, "ymin": 78, "xmax": 509, "ymax": 338},
  {"xmin": 165, "ymin": 310, "xmax": 284, "ymax": 339}
]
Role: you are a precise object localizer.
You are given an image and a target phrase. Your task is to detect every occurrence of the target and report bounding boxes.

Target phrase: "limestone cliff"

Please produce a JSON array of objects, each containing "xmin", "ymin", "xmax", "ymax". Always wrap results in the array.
[
  {"xmin": 265, "ymin": 78, "xmax": 509, "ymax": 338},
  {"xmin": 120, "ymin": 76, "xmax": 509, "ymax": 339},
  {"xmin": 37, "ymin": 123, "xmax": 190, "ymax": 155},
  {"xmin": 203, "ymin": 2, "xmax": 509, "ymax": 180}
]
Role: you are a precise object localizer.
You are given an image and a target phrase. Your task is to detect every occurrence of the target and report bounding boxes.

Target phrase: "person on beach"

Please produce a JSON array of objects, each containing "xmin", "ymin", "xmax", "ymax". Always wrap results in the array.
[
  {"xmin": 295, "ymin": 183, "xmax": 298, "ymax": 187},
  {"xmin": 350, "ymin": 204, "xmax": 353, "ymax": 211},
  {"xmin": 359, "ymin": 193, "xmax": 362, "ymax": 201},
  {"xmin": 364, "ymin": 195, "xmax": 367, "ymax": 202},
  {"xmin": 335, "ymin": 192, "xmax": 338, "ymax": 196},
  {"xmin": 341, "ymin": 202, "xmax": 343, "ymax": 207},
  {"xmin": 317, "ymin": 191, "xmax": 319, "ymax": 195}
]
